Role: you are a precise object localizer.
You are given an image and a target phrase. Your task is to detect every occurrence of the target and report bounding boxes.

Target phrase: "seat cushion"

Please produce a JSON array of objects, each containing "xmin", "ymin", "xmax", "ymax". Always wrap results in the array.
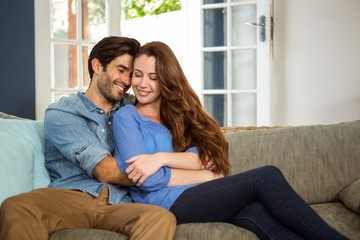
[{"xmin": 311, "ymin": 202, "xmax": 360, "ymax": 240}]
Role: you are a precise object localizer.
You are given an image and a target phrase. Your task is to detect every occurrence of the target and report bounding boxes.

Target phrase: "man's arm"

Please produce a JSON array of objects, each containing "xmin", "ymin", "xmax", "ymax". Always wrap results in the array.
[{"xmin": 93, "ymin": 156, "xmax": 134, "ymax": 186}]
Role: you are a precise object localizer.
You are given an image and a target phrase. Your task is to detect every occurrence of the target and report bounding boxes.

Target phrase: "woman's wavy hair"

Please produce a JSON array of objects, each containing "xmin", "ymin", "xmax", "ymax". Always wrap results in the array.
[{"xmin": 135, "ymin": 41, "xmax": 229, "ymax": 175}]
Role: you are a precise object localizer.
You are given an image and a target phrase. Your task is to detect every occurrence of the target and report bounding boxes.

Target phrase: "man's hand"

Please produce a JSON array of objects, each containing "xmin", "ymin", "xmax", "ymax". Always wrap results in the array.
[{"xmin": 93, "ymin": 156, "xmax": 134, "ymax": 186}]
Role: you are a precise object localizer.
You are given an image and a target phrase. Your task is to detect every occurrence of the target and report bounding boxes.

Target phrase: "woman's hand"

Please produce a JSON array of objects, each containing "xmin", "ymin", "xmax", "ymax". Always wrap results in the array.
[{"xmin": 125, "ymin": 153, "xmax": 165, "ymax": 186}]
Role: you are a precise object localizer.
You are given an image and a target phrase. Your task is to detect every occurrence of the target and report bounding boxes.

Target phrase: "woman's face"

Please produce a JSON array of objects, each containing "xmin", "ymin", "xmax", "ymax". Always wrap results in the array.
[{"xmin": 132, "ymin": 55, "xmax": 161, "ymax": 106}]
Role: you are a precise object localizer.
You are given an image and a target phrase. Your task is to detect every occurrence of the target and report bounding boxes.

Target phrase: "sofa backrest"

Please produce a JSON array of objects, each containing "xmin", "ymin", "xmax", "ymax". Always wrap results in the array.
[
  {"xmin": 1, "ymin": 110, "xmax": 359, "ymax": 206},
  {"xmin": 224, "ymin": 120, "xmax": 360, "ymax": 204}
]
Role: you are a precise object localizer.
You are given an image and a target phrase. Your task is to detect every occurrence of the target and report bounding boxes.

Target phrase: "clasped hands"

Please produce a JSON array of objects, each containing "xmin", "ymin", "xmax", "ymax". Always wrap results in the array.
[{"xmin": 125, "ymin": 152, "xmax": 216, "ymax": 187}]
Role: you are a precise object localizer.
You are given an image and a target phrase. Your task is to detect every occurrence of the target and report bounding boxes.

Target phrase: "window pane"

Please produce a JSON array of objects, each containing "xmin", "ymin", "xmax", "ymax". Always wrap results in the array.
[
  {"xmin": 232, "ymin": 49, "xmax": 256, "ymax": 89},
  {"xmin": 204, "ymin": 51, "xmax": 227, "ymax": 89},
  {"xmin": 203, "ymin": 0, "xmax": 225, "ymax": 4},
  {"xmin": 53, "ymin": 44, "xmax": 78, "ymax": 89},
  {"xmin": 203, "ymin": 8, "xmax": 226, "ymax": 47},
  {"xmin": 82, "ymin": 45, "xmax": 91, "ymax": 88},
  {"xmin": 231, "ymin": 5, "xmax": 256, "ymax": 46},
  {"xmin": 82, "ymin": 0, "xmax": 107, "ymax": 41},
  {"xmin": 51, "ymin": 0, "xmax": 76, "ymax": 40},
  {"xmin": 232, "ymin": 93, "xmax": 256, "ymax": 126},
  {"xmin": 204, "ymin": 94, "xmax": 227, "ymax": 127},
  {"xmin": 51, "ymin": 92, "xmax": 74, "ymax": 103},
  {"xmin": 232, "ymin": 0, "xmax": 253, "ymax": 2}
]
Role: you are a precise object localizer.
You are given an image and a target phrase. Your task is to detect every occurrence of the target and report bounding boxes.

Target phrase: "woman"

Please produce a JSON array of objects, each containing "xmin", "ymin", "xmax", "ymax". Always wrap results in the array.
[{"xmin": 112, "ymin": 41, "xmax": 347, "ymax": 240}]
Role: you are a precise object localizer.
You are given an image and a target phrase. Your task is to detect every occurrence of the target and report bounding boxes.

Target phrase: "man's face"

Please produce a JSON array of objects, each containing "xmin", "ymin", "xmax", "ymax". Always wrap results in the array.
[{"xmin": 97, "ymin": 54, "xmax": 133, "ymax": 102}]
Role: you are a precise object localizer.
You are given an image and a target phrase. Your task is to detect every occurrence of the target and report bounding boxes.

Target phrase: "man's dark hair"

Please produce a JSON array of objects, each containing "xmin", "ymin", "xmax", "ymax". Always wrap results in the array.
[{"xmin": 88, "ymin": 36, "xmax": 140, "ymax": 80}]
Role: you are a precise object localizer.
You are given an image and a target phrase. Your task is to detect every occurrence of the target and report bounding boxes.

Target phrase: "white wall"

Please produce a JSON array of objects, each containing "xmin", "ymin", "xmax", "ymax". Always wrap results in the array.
[
  {"xmin": 272, "ymin": 0, "xmax": 360, "ymax": 126},
  {"xmin": 120, "ymin": 10, "xmax": 188, "ymax": 74}
]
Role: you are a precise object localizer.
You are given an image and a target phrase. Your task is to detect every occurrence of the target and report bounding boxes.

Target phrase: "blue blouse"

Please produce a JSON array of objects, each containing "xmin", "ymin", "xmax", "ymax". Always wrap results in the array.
[{"xmin": 112, "ymin": 105, "xmax": 198, "ymax": 209}]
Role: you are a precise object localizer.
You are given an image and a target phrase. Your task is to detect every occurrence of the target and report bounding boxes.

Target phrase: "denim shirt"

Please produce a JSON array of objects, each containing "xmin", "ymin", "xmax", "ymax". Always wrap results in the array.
[{"xmin": 44, "ymin": 91, "xmax": 134, "ymax": 204}]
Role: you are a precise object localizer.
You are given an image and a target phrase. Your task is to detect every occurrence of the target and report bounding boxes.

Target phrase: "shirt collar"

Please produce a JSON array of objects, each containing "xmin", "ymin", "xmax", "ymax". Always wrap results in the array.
[{"xmin": 77, "ymin": 91, "xmax": 121, "ymax": 113}]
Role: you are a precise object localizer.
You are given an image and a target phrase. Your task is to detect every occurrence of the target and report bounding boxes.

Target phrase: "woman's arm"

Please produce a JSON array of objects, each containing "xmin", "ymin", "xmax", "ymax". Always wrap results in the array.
[
  {"xmin": 167, "ymin": 168, "xmax": 223, "ymax": 187},
  {"xmin": 126, "ymin": 150, "xmax": 214, "ymax": 186},
  {"xmin": 113, "ymin": 106, "xmax": 172, "ymax": 191},
  {"xmin": 126, "ymin": 151, "xmax": 203, "ymax": 174}
]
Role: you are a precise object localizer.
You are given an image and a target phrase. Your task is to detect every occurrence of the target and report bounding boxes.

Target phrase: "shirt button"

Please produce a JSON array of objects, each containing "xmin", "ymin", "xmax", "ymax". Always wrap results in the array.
[{"xmin": 102, "ymin": 129, "xmax": 105, "ymax": 132}]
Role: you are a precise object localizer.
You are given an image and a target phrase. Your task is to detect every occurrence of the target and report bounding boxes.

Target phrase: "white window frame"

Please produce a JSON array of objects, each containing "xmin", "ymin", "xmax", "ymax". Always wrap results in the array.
[{"xmin": 35, "ymin": 0, "xmax": 121, "ymax": 120}]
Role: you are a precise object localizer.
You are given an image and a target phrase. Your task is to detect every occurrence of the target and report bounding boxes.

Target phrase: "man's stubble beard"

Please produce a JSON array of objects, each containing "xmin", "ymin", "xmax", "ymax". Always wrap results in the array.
[{"xmin": 97, "ymin": 71, "xmax": 123, "ymax": 103}]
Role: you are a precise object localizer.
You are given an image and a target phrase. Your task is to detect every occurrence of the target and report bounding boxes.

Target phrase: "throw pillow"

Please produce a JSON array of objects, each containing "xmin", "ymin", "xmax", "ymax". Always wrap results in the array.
[
  {"xmin": 338, "ymin": 179, "xmax": 360, "ymax": 214},
  {"xmin": 0, "ymin": 132, "xmax": 34, "ymax": 204},
  {"xmin": 0, "ymin": 118, "xmax": 50, "ymax": 189}
]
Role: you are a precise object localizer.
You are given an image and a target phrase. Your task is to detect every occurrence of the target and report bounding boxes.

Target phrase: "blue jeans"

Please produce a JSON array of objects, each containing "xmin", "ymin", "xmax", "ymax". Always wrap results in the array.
[{"xmin": 169, "ymin": 165, "xmax": 347, "ymax": 240}]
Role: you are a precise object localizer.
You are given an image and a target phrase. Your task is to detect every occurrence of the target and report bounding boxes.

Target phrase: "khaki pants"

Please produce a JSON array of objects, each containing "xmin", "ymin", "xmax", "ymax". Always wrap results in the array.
[{"xmin": 0, "ymin": 187, "xmax": 176, "ymax": 240}]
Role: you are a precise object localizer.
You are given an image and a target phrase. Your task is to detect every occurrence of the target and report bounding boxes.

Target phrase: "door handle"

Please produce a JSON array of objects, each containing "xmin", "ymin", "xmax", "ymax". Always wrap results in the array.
[{"xmin": 245, "ymin": 15, "xmax": 266, "ymax": 42}]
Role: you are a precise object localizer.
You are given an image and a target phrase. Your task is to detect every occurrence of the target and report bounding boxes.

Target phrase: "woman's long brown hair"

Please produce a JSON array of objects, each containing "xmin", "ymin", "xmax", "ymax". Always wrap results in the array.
[{"xmin": 135, "ymin": 41, "xmax": 229, "ymax": 175}]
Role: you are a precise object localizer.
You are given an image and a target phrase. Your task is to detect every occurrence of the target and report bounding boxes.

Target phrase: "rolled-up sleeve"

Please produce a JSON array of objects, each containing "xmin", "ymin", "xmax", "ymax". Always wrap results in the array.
[{"xmin": 45, "ymin": 109, "xmax": 110, "ymax": 178}]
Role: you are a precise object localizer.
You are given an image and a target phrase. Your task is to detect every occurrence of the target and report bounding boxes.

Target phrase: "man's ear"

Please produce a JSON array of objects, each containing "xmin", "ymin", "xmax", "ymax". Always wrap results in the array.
[{"xmin": 91, "ymin": 58, "xmax": 102, "ymax": 75}]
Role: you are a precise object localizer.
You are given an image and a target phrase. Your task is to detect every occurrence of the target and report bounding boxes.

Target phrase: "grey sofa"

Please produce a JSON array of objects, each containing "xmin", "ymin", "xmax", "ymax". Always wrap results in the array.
[{"xmin": 0, "ymin": 112, "xmax": 359, "ymax": 239}]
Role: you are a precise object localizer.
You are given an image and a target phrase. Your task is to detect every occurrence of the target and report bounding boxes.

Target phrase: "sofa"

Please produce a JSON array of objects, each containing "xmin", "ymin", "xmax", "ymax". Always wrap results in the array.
[{"xmin": 0, "ymin": 111, "xmax": 359, "ymax": 240}]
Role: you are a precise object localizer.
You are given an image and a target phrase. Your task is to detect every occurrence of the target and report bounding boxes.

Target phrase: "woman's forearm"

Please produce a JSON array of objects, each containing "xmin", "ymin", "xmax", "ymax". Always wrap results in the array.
[
  {"xmin": 167, "ymin": 168, "xmax": 222, "ymax": 187},
  {"xmin": 158, "ymin": 152, "xmax": 204, "ymax": 169},
  {"xmin": 125, "ymin": 152, "xmax": 209, "ymax": 186}
]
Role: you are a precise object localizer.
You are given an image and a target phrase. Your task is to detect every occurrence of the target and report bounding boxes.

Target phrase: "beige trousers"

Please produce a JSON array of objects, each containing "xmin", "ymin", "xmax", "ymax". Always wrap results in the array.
[{"xmin": 0, "ymin": 187, "xmax": 176, "ymax": 240}]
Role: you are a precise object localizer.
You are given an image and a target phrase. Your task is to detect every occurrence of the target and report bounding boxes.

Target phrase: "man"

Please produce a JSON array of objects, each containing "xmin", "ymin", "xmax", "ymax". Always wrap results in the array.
[{"xmin": 0, "ymin": 36, "xmax": 176, "ymax": 240}]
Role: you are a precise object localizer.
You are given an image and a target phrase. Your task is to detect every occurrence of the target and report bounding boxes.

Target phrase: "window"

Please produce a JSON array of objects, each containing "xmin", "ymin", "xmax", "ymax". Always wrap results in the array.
[{"xmin": 35, "ymin": 0, "xmax": 121, "ymax": 119}]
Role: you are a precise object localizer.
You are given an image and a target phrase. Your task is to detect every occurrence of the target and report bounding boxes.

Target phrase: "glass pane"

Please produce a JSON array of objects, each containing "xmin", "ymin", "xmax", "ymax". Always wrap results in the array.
[
  {"xmin": 82, "ymin": 45, "xmax": 91, "ymax": 88},
  {"xmin": 203, "ymin": 8, "xmax": 226, "ymax": 47},
  {"xmin": 204, "ymin": 94, "xmax": 227, "ymax": 127},
  {"xmin": 51, "ymin": 92, "xmax": 73, "ymax": 103},
  {"xmin": 232, "ymin": 49, "xmax": 256, "ymax": 89},
  {"xmin": 83, "ymin": 0, "xmax": 107, "ymax": 41},
  {"xmin": 231, "ymin": 5, "xmax": 256, "ymax": 46},
  {"xmin": 204, "ymin": 51, "xmax": 227, "ymax": 89},
  {"xmin": 232, "ymin": 0, "xmax": 252, "ymax": 2},
  {"xmin": 51, "ymin": 0, "xmax": 76, "ymax": 40},
  {"xmin": 53, "ymin": 44, "xmax": 78, "ymax": 89},
  {"xmin": 203, "ymin": 0, "xmax": 225, "ymax": 4},
  {"xmin": 232, "ymin": 93, "xmax": 256, "ymax": 126}
]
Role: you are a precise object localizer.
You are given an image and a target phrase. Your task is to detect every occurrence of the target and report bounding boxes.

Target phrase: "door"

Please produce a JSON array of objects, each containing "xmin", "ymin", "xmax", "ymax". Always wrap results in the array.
[{"xmin": 187, "ymin": 0, "xmax": 272, "ymax": 127}]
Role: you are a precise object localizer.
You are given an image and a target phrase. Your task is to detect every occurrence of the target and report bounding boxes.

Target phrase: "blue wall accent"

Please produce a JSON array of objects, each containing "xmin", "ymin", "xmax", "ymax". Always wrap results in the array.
[{"xmin": 0, "ymin": 0, "xmax": 35, "ymax": 119}]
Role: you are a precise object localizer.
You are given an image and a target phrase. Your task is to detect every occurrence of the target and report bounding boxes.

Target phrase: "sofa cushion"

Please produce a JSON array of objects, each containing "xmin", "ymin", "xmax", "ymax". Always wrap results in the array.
[
  {"xmin": 0, "ymin": 119, "xmax": 50, "ymax": 190},
  {"xmin": 339, "ymin": 179, "xmax": 360, "ymax": 214},
  {"xmin": 311, "ymin": 202, "xmax": 360, "ymax": 240},
  {"xmin": 49, "ymin": 222, "xmax": 258, "ymax": 240},
  {"xmin": 0, "ymin": 132, "xmax": 34, "ymax": 204},
  {"xmin": 50, "ymin": 229, "xmax": 128, "ymax": 240}
]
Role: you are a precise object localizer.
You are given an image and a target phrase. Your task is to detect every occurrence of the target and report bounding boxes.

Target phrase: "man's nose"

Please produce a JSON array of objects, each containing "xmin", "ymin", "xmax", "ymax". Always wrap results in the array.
[{"xmin": 124, "ymin": 74, "xmax": 131, "ymax": 85}]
